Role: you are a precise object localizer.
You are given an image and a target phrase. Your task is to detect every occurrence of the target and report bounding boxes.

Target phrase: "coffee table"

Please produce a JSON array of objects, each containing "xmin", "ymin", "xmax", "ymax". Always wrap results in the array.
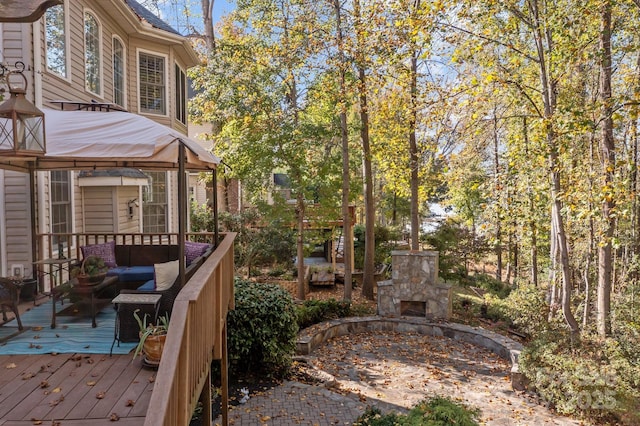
[{"xmin": 51, "ymin": 275, "xmax": 118, "ymax": 328}]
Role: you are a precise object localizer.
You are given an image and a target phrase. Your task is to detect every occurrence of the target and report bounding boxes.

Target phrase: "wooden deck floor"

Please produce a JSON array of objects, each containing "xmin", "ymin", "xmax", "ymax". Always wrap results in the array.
[{"xmin": 0, "ymin": 353, "xmax": 155, "ymax": 425}]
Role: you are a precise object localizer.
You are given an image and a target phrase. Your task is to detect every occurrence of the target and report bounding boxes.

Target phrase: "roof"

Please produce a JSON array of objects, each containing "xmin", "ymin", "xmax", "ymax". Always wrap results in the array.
[{"xmin": 125, "ymin": 0, "xmax": 180, "ymax": 35}]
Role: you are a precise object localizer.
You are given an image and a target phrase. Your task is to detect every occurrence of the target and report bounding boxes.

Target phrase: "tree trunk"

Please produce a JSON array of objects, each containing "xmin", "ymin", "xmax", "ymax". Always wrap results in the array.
[
  {"xmin": 409, "ymin": 23, "xmax": 420, "ymax": 251},
  {"xmin": 529, "ymin": 0, "xmax": 579, "ymax": 334},
  {"xmin": 354, "ymin": 0, "xmax": 376, "ymax": 300},
  {"xmin": 493, "ymin": 113, "xmax": 502, "ymax": 282},
  {"xmin": 332, "ymin": 0, "xmax": 352, "ymax": 301},
  {"xmin": 597, "ymin": 0, "xmax": 614, "ymax": 337},
  {"xmin": 201, "ymin": 0, "xmax": 215, "ymax": 52},
  {"xmin": 296, "ymin": 192, "xmax": 306, "ymax": 300}
]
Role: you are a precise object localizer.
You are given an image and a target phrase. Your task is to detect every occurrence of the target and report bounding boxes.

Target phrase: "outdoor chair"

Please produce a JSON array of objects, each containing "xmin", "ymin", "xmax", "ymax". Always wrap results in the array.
[{"xmin": 0, "ymin": 278, "xmax": 24, "ymax": 330}]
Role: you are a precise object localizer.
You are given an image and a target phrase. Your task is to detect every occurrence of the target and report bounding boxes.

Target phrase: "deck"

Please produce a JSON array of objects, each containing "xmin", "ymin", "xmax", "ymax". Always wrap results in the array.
[{"xmin": 0, "ymin": 353, "xmax": 154, "ymax": 425}]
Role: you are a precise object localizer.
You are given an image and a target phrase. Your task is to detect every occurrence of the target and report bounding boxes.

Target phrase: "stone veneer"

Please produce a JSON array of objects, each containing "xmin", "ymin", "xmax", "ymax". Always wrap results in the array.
[{"xmin": 377, "ymin": 250, "xmax": 452, "ymax": 319}]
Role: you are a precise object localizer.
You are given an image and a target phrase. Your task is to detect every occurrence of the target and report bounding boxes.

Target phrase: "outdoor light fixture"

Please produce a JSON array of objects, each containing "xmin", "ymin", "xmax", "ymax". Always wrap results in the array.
[
  {"xmin": 128, "ymin": 198, "xmax": 139, "ymax": 219},
  {"xmin": 0, "ymin": 71, "xmax": 46, "ymax": 156}
]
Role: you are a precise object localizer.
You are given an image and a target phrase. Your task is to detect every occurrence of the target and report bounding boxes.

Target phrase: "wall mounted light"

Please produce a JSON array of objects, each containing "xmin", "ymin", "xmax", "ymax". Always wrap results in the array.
[{"xmin": 128, "ymin": 198, "xmax": 139, "ymax": 219}]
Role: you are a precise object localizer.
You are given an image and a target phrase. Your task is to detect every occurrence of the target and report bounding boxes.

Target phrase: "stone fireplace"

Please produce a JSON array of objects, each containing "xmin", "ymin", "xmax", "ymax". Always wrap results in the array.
[{"xmin": 377, "ymin": 250, "xmax": 452, "ymax": 320}]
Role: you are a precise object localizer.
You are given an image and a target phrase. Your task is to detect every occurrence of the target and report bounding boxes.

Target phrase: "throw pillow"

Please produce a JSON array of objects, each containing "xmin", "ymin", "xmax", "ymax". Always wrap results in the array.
[
  {"xmin": 185, "ymin": 241, "xmax": 211, "ymax": 265},
  {"xmin": 80, "ymin": 240, "xmax": 117, "ymax": 268},
  {"xmin": 154, "ymin": 259, "xmax": 180, "ymax": 291}
]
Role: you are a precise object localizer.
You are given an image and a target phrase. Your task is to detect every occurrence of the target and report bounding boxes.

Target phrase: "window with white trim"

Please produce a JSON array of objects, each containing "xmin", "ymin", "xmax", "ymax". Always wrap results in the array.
[
  {"xmin": 175, "ymin": 64, "xmax": 187, "ymax": 124},
  {"xmin": 143, "ymin": 171, "xmax": 168, "ymax": 232},
  {"xmin": 50, "ymin": 171, "xmax": 71, "ymax": 245},
  {"xmin": 45, "ymin": 4, "xmax": 67, "ymax": 78},
  {"xmin": 84, "ymin": 11, "xmax": 102, "ymax": 95},
  {"xmin": 139, "ymin": 52, "xmax": 166, "ymax": 115},
  {"xmin": 113, "ymin": 37, "xmax": 125, "ymax": 107}
]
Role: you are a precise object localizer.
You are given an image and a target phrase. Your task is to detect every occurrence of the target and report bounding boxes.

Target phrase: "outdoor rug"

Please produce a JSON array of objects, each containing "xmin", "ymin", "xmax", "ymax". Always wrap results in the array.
[{"xmin": 0, "ymin": 300, "xmax": 137, "ymax": 355}]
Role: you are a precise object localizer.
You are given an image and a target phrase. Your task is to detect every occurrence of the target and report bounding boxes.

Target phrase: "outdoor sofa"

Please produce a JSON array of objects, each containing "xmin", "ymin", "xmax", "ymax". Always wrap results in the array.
[{"xmin": 79, "ymin": 240, "xmax": 213, "ymax": 340}]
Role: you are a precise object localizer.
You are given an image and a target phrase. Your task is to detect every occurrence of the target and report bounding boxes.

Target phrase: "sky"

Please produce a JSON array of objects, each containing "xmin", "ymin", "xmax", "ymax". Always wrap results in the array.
[{"xmin": 150, "ymin": 0, "xmax": 235, "ymax": 35}]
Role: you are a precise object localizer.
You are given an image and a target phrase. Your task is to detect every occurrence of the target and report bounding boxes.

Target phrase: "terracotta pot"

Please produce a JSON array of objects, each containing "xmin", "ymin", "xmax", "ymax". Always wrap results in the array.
[{"xmin": 142, "ymin": 333, "xmax": 166, "ymax": 363}]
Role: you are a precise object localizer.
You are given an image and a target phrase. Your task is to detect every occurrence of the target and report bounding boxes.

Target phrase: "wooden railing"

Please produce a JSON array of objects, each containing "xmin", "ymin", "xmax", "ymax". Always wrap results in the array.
[
  {"xmin": 37, "ymin": 232, "xmax": 218, "ymax": 263},
  {"xmin": 144, "ymin": 232, "xmax": 236, "ymax": 426}
]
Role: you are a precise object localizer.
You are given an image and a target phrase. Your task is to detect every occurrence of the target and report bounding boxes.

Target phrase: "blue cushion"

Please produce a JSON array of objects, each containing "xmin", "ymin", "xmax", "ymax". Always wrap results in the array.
[
  {"xmin": 107, "ymin": 266, "xmax": 127, "ymax": 276},
  {"xmin": 108, "ymin": 266, "xmax": 154, "ymax": 282},
  {"xmin": 137, "ymin": 279, "xmax": 156, "ymax": 291}
]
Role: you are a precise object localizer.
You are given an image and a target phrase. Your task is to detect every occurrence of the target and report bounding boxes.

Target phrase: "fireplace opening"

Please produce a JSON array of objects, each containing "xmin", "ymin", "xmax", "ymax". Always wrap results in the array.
[{"xmin": 400, "ymin": 301, "xmax": 426, "ymax": 317}]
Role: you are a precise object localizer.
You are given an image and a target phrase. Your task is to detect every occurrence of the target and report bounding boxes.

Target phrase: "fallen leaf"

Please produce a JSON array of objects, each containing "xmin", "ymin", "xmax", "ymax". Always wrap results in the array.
[
  {"xmin": 126, "ymin": 399, "xmax": 135, "ymax": 407},
  {"xmin": 96, "ymin": 391, "xmax": 106, "ymax": 399},
  {"xmin": 6, "ymin": 363, "xmax": 17, "ymax": 369},
  {"xmin": 109, "ymin": 413, "xmax": 120, "ymax": 421},
  {"xmin": 52, "ymin": 387, "xmax": 61, "ymax": 393},
  {"xmin": 86, "ymin": 381, "xmax": 96, "ymax": 386},
  {"xmin": 40, "ymin": 381, "xmax": 49, "ymax": 388},
  {"xmin": 30, "ymin": 419, "xmax": 42, "ymax": 425},
  {"xmin": 22, "ymin": 372, "xmax": 36, "ymax": 380}
]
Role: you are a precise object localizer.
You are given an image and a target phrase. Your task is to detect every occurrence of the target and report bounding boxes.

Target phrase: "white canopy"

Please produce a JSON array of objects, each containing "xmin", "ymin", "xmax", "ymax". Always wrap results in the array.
[{"xmin": 0, "ymin": 108, "xmax": 219, "ymax": 172}]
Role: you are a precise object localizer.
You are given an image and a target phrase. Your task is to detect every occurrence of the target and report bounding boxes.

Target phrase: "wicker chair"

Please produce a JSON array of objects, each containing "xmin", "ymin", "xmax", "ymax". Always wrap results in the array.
[{"xmin": 0, "ymin": 278, "xmax": 24, "ymax": 330}]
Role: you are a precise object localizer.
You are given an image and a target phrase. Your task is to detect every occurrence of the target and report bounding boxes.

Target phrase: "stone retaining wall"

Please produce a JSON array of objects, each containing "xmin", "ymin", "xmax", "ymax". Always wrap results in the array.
[{"xmin": 296, "ymin": 316, "xmax": 527, "ymax": 391}]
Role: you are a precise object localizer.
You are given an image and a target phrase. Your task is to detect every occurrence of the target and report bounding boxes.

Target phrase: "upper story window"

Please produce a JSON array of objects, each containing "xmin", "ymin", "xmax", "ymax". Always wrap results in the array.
[
  {"xmin": 45, "ymin": 3, "xmax": 67, "ymax": 78},
  {"xmin": 138, "ymin": 51, "xmax": 166, "ymax": 115},
  {"xmin": 84, "ymin": 11, "xmax": 102, "ymax": 95},
  {"xmin": 175, "ymin": 64, "xmax": 187, "ymax": 124},
  {"xmin": 113, "ymin": 37, "xmax": 126, "ymax": 107}
]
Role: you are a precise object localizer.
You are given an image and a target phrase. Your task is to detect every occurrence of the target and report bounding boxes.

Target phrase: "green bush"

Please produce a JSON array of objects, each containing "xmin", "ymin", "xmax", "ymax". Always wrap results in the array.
[
  {"xmin": 470, "ymin": 274, "xmax": 511, "ymax": 298},
  {"xmin": 226, "ymin": 278, "xmax": 298, "ymax": 378},
  {"xmin": 354, "ymin": 396, "xmax": 480, "ymax": 426},
  {"xmin": 519, "ymin": 333, "xmax": 640, "ymax": 424},
  {"xmin": 296, "ymin": 298, "xmax": 351, "ymax": 329},
  {"xmin": 502, "ymin": 283, "xmax": 554, "ymax": 337}
]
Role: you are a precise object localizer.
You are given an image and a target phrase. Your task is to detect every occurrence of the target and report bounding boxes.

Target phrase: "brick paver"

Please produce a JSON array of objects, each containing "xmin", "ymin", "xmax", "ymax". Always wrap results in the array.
[{"xmin": 214, "ymin": 381, "xmax": 366, "ymax": 425}]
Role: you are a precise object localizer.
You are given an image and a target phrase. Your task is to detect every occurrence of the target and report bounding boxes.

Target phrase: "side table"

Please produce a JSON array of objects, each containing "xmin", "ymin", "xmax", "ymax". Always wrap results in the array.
[{"xmin": 110, "ymin": 293, "xmax": 162, "ymax": 356}]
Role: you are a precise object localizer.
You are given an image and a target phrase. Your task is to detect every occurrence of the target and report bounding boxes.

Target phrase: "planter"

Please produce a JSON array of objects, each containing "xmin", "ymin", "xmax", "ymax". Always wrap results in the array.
[
  {"xmin": 142, "ymin": 333, "xmax": 166, "ymax": 363},
  {"xmin": 76, "ymin": 272, "xmax": 107, "ymax": 286}
]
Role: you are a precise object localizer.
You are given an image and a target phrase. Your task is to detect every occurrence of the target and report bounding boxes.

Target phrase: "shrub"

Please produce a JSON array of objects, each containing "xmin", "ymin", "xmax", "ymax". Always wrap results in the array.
[
  {"xmin": 354, "ymin": 396, "xmax": 480, "ymax": 426},
  {"xmin": 296, "ymin": 298, "xmax": 351, "ymax": 329},
  {"xmin": 502, "ymin": 283, "xmax": 554, "ymax": 337},
  {"xmin": 470, "ymin": 274, "xmax": 511, "ymax": 298},
  {"xmin": 519, "ymin": 333, "xmax": 640, "ymax": 424},
  {"xmin": 226, "ymin": 278, "xmax": 298, "ymax": 378}
]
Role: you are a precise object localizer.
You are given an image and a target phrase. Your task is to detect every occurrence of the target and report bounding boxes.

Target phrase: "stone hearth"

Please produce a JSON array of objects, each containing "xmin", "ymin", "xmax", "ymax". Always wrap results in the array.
[{"xmin": 377, "ymin": 250, "xmax": 452, "ymax": 320}]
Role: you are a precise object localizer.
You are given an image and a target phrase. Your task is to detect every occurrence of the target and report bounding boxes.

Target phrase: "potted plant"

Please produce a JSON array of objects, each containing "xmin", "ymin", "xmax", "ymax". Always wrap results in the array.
[
  {"xmin": 71, "ymin": 255, "xmax": 108, "ymax": 285},
  {"xmin": 133, "ymin": 309, "xmax": 169, "ymax": 364}
]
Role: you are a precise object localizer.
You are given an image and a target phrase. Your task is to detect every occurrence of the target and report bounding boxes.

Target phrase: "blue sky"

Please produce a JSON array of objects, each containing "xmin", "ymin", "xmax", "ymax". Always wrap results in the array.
[{"xmin": 151, "ymin": 0, "xmax": 235, "ymax": 34}]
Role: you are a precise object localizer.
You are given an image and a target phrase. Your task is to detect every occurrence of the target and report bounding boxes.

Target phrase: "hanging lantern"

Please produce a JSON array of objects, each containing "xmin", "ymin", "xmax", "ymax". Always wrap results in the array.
[{"xmin": 0, "ymin": 71, "xmax": 45, "ymax": 156}]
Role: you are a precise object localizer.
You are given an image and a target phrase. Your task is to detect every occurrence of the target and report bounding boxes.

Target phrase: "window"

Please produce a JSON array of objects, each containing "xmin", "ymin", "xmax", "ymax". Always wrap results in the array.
[
  {"xmin": 113, "ymin": 37, "xmax": 125, "ymax": 107},
  {"xmin": 175, "ymin": 64, "xmax": 187, "ymax": 124},
  {"xmin": 50, "ymin": 171, "xmax": 71, "ymax": 245},
  {"xmin": 143, "ymin": 172, "xmax": 167, "ymax": 232},
  {"xmin": 139, "ymin": 52, "xmax": 166, "ymax": 115},
  {"xmin": 84, "ymin": 11, "xmax": 102, "ymax": 95},
  {"xmin": 45, "ymin": 4, "xmax": 67, "ymax": 77}
]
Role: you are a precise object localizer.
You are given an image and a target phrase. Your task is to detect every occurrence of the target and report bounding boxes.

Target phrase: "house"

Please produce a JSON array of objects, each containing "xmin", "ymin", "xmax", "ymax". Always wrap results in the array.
[{"xmin": 0, "ymin": 0, "xmax": 209, "ymax": 282}]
